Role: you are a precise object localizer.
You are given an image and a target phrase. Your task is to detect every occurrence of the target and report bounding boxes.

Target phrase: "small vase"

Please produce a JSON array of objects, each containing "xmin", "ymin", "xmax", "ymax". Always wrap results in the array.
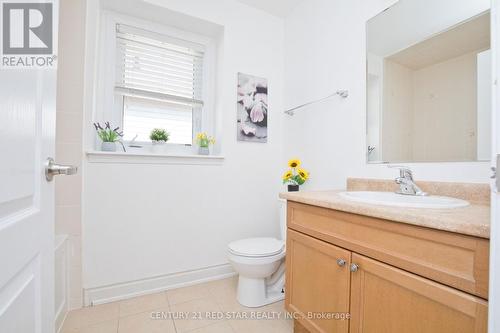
[
  {"xmin": 288, "ymin": 184, "xmax": 299, "ymax": 192},
  {"xmin": 101, "ymin": 142, "xmax": 116, "ymax": 152},
  {"xmin": 151, "ymin": 140, "xmax": 166, "ymax": 153},
  {"xmin": 198, "ymin": 146, "xmax": 210, "ymax": 155}
]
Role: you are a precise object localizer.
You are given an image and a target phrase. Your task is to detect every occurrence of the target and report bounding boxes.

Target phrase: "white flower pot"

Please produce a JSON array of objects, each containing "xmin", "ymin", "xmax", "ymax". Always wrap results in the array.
[
  {"xmin": 151, "ymin": 140, "xmax": 167, "ymax": 153},
  {"xmin": 101, "ymin": 142, "xmax": 116, "ymax": 152},
  {"xmin": 198, "ymin": 146, "xmax": 210, "ymax": 155}
]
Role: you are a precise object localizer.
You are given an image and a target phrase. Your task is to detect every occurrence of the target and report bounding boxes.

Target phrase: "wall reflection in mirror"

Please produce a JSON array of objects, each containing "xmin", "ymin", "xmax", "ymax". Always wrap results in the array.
[{"xmin": 366, "ymin": 0, "xmax": 491, "ymax": 163}]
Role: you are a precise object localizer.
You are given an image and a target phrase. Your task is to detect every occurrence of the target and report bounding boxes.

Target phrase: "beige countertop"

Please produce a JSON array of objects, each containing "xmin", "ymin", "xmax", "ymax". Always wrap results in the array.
[{"xmin": 279, "ymin": 179, "xmax": 490, "ymax": 239}]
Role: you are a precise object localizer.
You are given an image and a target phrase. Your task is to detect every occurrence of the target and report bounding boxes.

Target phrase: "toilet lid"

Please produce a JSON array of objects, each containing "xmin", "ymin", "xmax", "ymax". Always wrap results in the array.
[{"xmin": 228, "ymin": 238, "xmax": 285, "ymax": 257}]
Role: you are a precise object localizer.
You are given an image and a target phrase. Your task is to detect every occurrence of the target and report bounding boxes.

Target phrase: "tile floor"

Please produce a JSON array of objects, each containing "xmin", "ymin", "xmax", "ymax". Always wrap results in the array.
[{"xmin": 61, "ymin": 276, "xmax": 293, "ymax": 333}]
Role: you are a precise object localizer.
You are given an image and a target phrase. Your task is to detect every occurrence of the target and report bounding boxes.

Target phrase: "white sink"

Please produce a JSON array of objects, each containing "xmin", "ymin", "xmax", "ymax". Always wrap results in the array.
[{"xmin": 339, "ymin": 191, "xmax": 469, "ymax": 209}]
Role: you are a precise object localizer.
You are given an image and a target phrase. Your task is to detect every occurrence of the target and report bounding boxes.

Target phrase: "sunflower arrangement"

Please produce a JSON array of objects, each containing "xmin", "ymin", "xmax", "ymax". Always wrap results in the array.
[{"xmin": 282, "ymin": 159, "xmax": 310, "ymax": 187}]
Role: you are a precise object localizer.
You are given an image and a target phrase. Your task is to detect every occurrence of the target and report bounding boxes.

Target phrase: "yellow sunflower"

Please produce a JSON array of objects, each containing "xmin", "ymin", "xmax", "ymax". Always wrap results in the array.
[
  {"xmin": 288, "ymin": 159, "xmax": 301, "ymax": 168},
  {"xmin": 282, "ymin": 170, "xmax": 293, "ymax": 181},
  {"xmin": 297, "ymin": 168, "xmax": 309, "ymax": 180}
]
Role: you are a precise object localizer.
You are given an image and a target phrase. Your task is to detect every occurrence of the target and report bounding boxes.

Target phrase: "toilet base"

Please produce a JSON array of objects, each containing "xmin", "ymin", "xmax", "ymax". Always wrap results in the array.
[{"xmin": 236, "ymin": 262, "xmax": 286, "ymax": 308}]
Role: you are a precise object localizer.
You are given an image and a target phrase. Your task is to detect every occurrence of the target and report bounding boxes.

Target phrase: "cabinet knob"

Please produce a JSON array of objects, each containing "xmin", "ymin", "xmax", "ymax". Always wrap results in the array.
[
  {"xmin": 350, "ymin": 263, "xmax": 359, "ymax": 272},
  {"xmin": 336, "ymin": 259, "xmax": 346, "ymax": 267}
]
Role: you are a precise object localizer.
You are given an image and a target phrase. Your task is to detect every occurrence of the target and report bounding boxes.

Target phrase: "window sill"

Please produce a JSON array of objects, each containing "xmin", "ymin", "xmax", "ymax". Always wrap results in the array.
[{"xmin": 86, "ymin": 150, "xmax": 225, "ymax": 165}]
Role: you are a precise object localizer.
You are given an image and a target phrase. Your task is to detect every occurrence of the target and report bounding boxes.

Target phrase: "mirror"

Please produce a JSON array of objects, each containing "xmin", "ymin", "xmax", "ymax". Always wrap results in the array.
[{"xmin": 366, "ymin": 0, "xmax": 491, "ymax": 163}]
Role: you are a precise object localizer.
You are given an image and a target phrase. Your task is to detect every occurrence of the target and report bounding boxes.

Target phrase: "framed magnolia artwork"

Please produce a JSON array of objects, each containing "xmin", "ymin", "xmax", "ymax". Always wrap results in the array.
[{"xmin": 237, "ymin": 73, "xmax": 268, "ymax": 143}]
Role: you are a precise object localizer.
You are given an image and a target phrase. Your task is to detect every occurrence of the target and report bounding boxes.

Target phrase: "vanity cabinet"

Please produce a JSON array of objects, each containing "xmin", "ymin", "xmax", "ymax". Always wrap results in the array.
[
  {"xmin": 286, "ymin": 229, "xmax": 351, "ymax": 333},
  {"xmin": 350, "ymin": 254, "xmax": 488, "ymax": 333},
  {"xmin": 285, "ymin": 202, "xmax": 489, "ymax": 333}
]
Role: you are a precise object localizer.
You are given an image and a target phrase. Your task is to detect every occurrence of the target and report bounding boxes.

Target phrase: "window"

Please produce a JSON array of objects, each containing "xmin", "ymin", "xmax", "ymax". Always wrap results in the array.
[{"xmin": 114, "ymin": 24, "xmax": 205, "ymax": 145}]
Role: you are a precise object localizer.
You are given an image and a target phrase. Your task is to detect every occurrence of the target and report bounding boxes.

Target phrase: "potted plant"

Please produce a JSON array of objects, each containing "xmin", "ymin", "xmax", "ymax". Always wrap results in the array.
[
  {"xmin": 150, "ymin": 128, "xmax": 169, "ymax": 153},
  {"xmin": 282, "ymin": 159, "xmax": 310, "ymax": 192},
  {"xmin": 93, "ymin": 122, "xmax": 124, "ymax": 152},
  {"xmin": 195, "ymin": 132, "xmax": 215, "ymax": 155}
]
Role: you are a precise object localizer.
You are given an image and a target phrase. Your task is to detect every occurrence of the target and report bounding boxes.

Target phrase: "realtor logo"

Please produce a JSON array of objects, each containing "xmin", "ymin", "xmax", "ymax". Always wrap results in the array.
[{"xmin": 1, "ymin": 1, "xmax": 56, "ymax": 68}]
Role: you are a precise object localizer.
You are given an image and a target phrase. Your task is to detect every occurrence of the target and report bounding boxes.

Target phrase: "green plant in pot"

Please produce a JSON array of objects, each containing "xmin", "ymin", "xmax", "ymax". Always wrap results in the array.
[
  {"xmin": 94, "ymin": 122, "xmax": 124, "ymax": 152},
  {"xmin": 195, "ymin": 132, "xmax": 215, "ymax": 155},
  {"xmin": 150, "ymin": 128, "xmax": 169, "ymax": 152}
]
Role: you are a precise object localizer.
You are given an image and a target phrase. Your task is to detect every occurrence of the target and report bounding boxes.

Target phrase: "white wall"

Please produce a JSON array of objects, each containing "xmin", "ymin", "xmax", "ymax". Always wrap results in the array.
[
  {"xmin": 382, "ymin": 59, "xmax": 414, "ymax": 162},
  {"xmin": 412, "ymin": 52, "xmax": 478, "ymax": 161},
  {"xmin": 284, "ymin": 0, "xmax": 490, "ymax": 190},
  {"xmin": 366, "ymin": 53, "xmax": 383, "ymax": 162},
  {"xmin": 82, "ymin": 0, "xmax": 285, "ymax": 302},
  {"xmin": 56, "ymin": 0, "xmax": 86, "ymax": 310},
  {"xmin": 381, "ymin": 51, "xmax": 479, "ymax": 162},
  {"xmin": 477, "ymin": 49, "xmax": 492, "ymax": 161}
]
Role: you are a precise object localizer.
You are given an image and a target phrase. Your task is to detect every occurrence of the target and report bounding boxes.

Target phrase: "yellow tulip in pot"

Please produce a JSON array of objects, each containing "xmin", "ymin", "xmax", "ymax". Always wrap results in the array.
[
  {"xmin": 282, "ymin": 159, "xmax": 310, "ymax": 192},
  {"xmin": 195, "ymin": 132, "xmax": 215, "ymax": 155}
]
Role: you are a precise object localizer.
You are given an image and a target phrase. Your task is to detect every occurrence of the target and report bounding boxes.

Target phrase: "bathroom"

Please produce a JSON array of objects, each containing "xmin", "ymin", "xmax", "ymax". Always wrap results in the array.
[{"xmin": 0, "ymin": 0, "xmax": 498, "ymax": 332}]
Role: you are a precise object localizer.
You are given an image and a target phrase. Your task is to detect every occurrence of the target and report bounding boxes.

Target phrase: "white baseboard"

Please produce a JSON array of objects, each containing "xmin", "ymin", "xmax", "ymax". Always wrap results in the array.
[
  {"xmin": 55, "ymin": 300, "xmax": 67, "ymax": 333},
  {"xmin": 83, "ymin": 264, "xmax": 236, "ymax": 306}
]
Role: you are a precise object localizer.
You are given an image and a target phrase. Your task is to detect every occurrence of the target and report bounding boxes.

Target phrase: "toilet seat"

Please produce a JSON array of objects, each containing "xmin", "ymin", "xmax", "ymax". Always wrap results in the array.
[{"xmin": 228, "ymin": 237, "xmax": 285, "ymax": 258}]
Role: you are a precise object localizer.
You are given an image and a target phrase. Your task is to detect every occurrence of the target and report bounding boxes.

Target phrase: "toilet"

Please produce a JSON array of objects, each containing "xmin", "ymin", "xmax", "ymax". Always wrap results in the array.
[{"xmin": 227, "ymin": 199, "xmax": 287, "ymax": 307}]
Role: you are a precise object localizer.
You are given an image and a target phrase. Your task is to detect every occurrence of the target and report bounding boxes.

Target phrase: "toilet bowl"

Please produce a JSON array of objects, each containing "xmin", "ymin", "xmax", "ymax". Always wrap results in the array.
[{"xmin": 227, "ymin": 199, "xmax": 287, "ymax": 307}]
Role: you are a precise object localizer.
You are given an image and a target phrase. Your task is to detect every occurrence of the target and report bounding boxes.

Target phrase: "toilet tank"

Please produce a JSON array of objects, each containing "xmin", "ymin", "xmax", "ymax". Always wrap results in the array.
[{"xmin": 278, "ymin": 199, "xmax": 287, "ymax": 241}]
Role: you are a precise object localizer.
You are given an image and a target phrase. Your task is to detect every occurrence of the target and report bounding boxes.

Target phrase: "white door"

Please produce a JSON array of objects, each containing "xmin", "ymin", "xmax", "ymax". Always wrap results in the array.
[
  {"xmin": 0, "ymin": 72, "xmax": 57, "ymax": 333},
  {"xmin": 0, "ymin": 3, "xmax": 61, "ymax": 333},
  {"xmin": 490, "ymin": 0, "xmax": 500, "ymax": 332}
]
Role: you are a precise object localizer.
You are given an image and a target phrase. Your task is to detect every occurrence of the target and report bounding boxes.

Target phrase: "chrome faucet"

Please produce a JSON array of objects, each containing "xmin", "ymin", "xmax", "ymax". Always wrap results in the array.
[{"xmin": 389, "ymin": 166, "xmax": 427, "ymax": 196}]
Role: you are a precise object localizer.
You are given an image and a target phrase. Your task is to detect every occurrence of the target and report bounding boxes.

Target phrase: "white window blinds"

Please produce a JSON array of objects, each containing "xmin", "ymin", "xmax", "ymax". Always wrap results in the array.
[
  {"xmin": 115, "ymin": 23, "xmax": 205, "ymax": 108},
  {"xmin": 123, "ymin": 96, "xmax": 194, "ymax": 144}
]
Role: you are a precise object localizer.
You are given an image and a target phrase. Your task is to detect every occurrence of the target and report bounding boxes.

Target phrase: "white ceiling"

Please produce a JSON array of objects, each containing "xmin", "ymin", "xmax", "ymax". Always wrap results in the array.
[
  {"xmin": 235, "ymin": 0, "xmax": 304, "ymax": 18},
  {"xmin": 388, "ymin": 12, "xmax": 490, "ymax": 70},
  {"xmin": 367, "ymin": 0, "xmax": 490, "ymax": 57}
]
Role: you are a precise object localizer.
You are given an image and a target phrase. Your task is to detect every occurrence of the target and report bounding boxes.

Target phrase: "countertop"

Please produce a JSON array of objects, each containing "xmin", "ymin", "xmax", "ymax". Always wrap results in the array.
[{"xmin": 280, "ymin": 187, "xmax": 490, "ymax": 239}]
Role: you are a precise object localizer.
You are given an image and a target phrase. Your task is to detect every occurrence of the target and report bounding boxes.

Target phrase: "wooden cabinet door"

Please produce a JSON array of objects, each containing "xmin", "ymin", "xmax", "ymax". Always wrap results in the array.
[
  {"xmin": 285, "ymin": 229, "xmax": 351, "ymax": 333},
  {"xmin": 350, "ymin": 254, "xmax": 488, "ymax": 333}
]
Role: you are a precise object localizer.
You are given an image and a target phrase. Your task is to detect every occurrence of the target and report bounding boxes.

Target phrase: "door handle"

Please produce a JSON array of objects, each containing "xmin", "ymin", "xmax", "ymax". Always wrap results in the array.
[
  {"xmin": 336, "ymin": 259, "xmax": 346, "ymax": 267},
  {"xmin": 45, "ymin": 158, "xmax": 78, "ymax": 181},
  {"xmin": 350, "ymin": 263, "xmax": 359, "ymax": 273}
]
